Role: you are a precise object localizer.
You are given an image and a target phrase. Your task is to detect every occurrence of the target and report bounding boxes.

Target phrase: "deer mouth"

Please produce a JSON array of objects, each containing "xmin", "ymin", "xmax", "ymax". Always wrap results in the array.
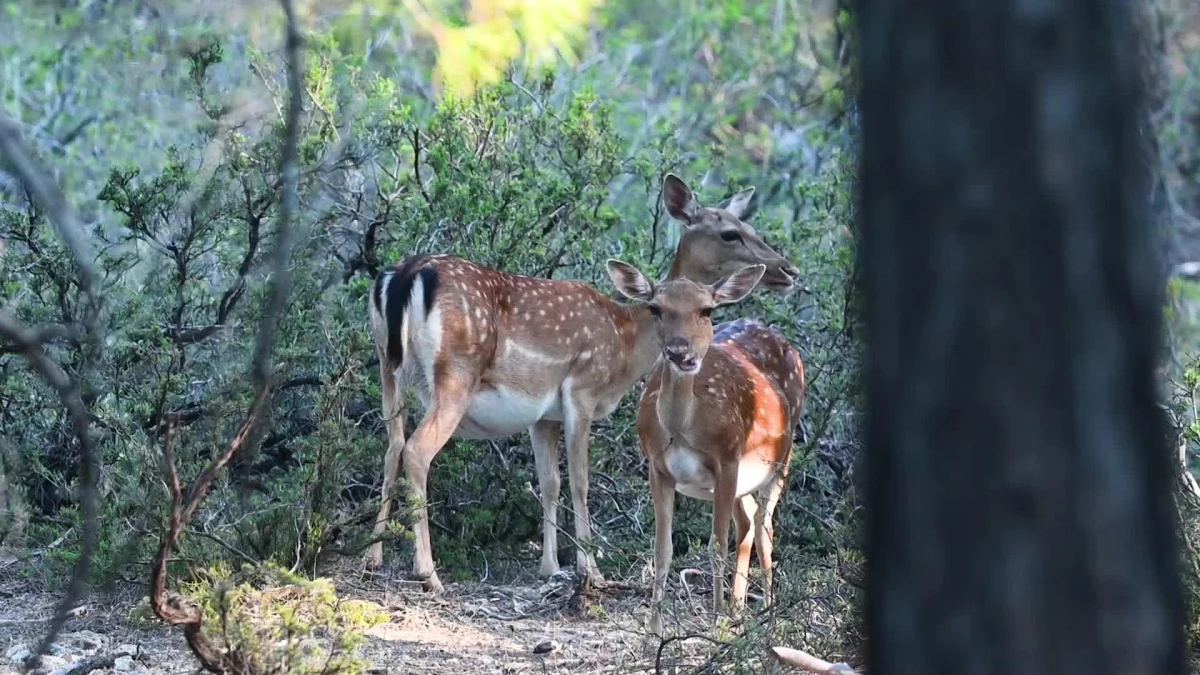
[
  {"xmin": 666, "ymin": 353, "xmax": 701, "ymax": 373},
  {"xmin": 764, "ymin": 268, "xmax": 797, "ymax": 291}
]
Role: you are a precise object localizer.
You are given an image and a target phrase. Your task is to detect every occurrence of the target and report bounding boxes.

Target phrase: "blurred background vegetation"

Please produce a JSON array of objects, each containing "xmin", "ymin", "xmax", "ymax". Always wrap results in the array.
[{"xmin": 2, "ymin": 0, "xmax": 1200, "ymax": 668}]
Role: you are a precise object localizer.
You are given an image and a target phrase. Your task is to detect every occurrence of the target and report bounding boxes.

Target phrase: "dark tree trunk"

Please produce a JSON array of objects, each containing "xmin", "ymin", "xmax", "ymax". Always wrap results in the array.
[{"xmin": 857, "ymin": 1, "xmax": 1185, "ymax": 674}]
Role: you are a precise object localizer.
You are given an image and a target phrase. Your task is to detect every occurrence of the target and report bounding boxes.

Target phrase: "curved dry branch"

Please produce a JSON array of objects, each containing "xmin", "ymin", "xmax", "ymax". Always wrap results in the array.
[
  {"xmin": 0, "ymin": 112, "xmax": 102, "ymax": 669},
  {"xmin": 149, "ymin": 1, "xmax": 305, "ymax": 672},
  {"xmin": 150, "ymin": 391, "xmax": 270, "ymax": 675},
  {"xmin": 252, "ymin": 0, "xmax": 305, "ymax": 389}
]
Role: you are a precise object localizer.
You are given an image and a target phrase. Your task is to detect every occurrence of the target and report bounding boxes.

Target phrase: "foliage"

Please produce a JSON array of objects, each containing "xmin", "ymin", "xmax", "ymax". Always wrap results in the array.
[
  {"xmin": 405, "ymin": 0, "xmax": 605, "ymax": 97},
  {"xmin": 0, "ymin": 0, "xmax": 855, "ymax": 665},
  {"xmin": 168, "ymin": 562, "xmax": 388, "ymax": 675}
]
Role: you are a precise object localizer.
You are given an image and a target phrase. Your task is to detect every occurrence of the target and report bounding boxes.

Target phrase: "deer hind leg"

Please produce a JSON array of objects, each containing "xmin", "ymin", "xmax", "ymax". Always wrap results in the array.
[
  {"xmin": 366, "ymin": 354, "xmax": 406, "ymax": 570},
  {"xmin": 648, "ymin": 466, "xmax": 676, "ymax": 637},
  {"xmin": 730, "ymin": 494, "xmax": 757, "ymax": 611},
  {"xmin": 530, "ymin": 420, "xmax": 563, "ymax": 578},
  {"xmin": 403, "ymin": 369, "xmax": 474, "ymax": 593},
  {"xmin": 754, "ymin": 469, "xmax": 788, "ymax": 608},
  {"xmin": 564, "ymin": 404, "xmax": 604, "ymax": 583}
]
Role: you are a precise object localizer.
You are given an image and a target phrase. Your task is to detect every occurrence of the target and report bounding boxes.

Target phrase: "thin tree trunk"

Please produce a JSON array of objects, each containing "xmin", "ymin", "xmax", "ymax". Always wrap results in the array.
[{"xmin": 857, "ymin": 1, "xmax": 1185, "ymax": 673}]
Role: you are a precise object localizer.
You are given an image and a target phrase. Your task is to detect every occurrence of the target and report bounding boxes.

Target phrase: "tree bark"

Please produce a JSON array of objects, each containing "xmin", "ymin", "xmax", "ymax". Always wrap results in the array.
[{"xmin": 857, "ymin": 1, "xmax": 1185, "ymax": 674}]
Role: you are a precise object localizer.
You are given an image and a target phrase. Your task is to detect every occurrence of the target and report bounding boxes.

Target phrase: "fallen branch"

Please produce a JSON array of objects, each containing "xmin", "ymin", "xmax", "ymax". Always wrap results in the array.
[{"xmin": 769, "ymin": 646, "xmax": 861, "ymax": 674}]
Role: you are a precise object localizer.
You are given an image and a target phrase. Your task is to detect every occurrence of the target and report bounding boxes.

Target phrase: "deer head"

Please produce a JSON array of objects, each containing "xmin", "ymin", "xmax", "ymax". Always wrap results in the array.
[
  {"xmin": 663, "ymin": 174, "xmax": 799, "ymax": 292},
  {"xmin": 607, "ymin": 260, "xmax": 766, "ymax": 374}
]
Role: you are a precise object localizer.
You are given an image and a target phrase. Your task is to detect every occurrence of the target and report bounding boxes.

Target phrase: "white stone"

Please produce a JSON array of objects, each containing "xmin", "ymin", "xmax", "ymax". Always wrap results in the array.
[{"xmin": 6, "ymin": 644, "xmax": 31, "ymax": 663}]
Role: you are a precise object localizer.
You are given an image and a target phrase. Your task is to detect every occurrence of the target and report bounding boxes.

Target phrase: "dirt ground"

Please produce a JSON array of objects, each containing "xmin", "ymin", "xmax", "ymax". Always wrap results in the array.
[{"xmin": 0, "ymin": 562, "xmax": 722, "ymax": 675}]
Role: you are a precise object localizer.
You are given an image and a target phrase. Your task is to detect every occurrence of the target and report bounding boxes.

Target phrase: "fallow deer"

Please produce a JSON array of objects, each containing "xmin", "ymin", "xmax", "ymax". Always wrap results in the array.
[
  {"xmin": 605, "ymin": 260, "xmax": 805, "ymax": 636},
  {"xmin": 364, "ymin": 174, "xmax": 800, "ymax": 592}
]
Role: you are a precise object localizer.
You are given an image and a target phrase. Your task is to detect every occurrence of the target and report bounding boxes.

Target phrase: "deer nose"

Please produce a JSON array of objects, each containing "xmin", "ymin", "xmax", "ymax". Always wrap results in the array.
[
  {"xmin": 782, "ymin": 261, "xmax": 800, "ymax": 279},
  {"xmin": 662, "ymin": 336, "xmax": 691, "ymax": 357},
  {"xmin": 663, "ymin": 337, "xmax": 690, "ymax": 361}
]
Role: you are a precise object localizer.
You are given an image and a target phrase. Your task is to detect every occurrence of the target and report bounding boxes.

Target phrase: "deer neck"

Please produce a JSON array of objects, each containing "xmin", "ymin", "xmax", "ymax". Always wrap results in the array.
[
  {"xmin": 666, "ymin": 236, "xmax": 713, "ymax": 284},
  {"xmin": 655, "ymin": 365, "xmax": 697, "ymax": 435},
  {"xmin": 614, "ymin": 303, "xmax": 663, "ymax": 379}
]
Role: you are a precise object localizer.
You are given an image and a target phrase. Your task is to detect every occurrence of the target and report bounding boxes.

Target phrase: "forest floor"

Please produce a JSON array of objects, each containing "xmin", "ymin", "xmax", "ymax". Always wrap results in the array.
[{"xmin": 0, "ymin": 559, "xmax": 720, "ymax": 675}]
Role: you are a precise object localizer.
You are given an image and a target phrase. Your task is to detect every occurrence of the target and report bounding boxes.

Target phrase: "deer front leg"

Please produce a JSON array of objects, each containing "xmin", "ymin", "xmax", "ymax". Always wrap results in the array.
[
  {"xmin": 648, "ymin": 466, "xmax": 676, "ymax": 637},
  {"xmin": 710, "ymin": 462, "xmax": 738, "ymax": 622},
  {"xmin": 730, "ymin": 494, "xmax": 757, "ymax": 610},
  {"xmin": 564, "ymin": 402, "xmax": 604, "ymax": 583},
  {"xmin": 530, "ymin": 420, "xmax": 563, "ymax": 578},
  {"xmin": 403, "ymin": 375, "xmax": 473, "ymax": 593},
  {"xmin": 366, "ymin": 357, "xmax": 405, "ymax": 570}
]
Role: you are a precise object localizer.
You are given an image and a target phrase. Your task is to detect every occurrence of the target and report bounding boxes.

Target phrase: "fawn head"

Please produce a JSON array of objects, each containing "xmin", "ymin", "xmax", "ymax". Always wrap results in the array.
[{"xmin": 607, "ymin": 260, "xmax": 765, "ymax": 374}]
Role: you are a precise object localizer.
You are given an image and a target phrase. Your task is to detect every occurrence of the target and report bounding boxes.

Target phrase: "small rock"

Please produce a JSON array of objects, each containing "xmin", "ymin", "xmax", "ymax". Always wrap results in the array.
[
  {"xmin": 532, "ymin": 639, "xmax": 560, "ymax": 655},
  {"xmin": 113, "ymin": 655, "xmax": 136, "ymax": 672},
  {"xmin": 7, "ymin": 644, "xmax": 31, "ymax": 663},
  {"xmin": 114, "ymin": 644, "xmax": 139, "ymax": 657},
  {"xmin": 33, "ymin": 655, "xmax": 70, "ymax": 673},
  {"xmin": 62, "ymin": 630, "xmax": 107, "ymax": 652}
]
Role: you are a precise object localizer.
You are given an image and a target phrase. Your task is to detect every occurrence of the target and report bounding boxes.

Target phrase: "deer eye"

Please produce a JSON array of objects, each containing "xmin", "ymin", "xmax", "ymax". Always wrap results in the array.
[
  {"xmin": 647, "ymin": 305, "xmax": 662, "ymax": 318},
  {"xmin": 699, "ymin": 307, "xmax": 714, "ymax": 319},
  {"xmin": 720, "ymin": 230, "xmax": 741, "ymax": 243}
]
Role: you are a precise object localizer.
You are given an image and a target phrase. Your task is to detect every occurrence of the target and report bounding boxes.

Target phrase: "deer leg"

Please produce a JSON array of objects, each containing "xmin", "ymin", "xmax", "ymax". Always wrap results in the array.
[
  {"xmin": 564, "ymin": 405, "xmax": 604, "ymax": 583},
  {"xmin": 530, "ymin": 420, "xmax": 563, "ymax": 578},
  {"xmin": 754, "ymin": 470, "xmax": 787, "ymax": 608},
  {"xmin": 648, "ymin": 466, "xmax": 676, "ymax": 637},
  {"xmin": 710, "ymin": 462, "xmax": 737, "ymax": 621},
  {"xmin": 366, "ymin": 356, "xmax": 405, "ymax": 570},
  {"xmin": 731, "ymin": 494, "xmax": 757, "ymax": 611},
  {"xmin": 404, "ymin": 373, "xmax": 472, "ymax": 593}
]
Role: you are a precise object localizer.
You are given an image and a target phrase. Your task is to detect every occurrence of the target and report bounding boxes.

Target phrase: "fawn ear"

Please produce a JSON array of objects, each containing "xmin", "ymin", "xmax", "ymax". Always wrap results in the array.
[
  {"xmin": 662, "ymin": 173, "xmax": 699, "ymax": 225},
  {"xmin": 712, "ymin": 264, "xmax": 766, "ymax": 306},
  {"xmin": 720, "ymin": 187, "xmax": 756, "ymax": 220},
  {"xmin": 606, "ymin": 259, "xmax": 655, "ymax": 302}
]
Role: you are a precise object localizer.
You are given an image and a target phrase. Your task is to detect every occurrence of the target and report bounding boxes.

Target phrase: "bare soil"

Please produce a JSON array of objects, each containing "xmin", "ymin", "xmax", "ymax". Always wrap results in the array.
[{"xmin": 0, "ymin": 562, "xmax": 720, "ymax": 675}]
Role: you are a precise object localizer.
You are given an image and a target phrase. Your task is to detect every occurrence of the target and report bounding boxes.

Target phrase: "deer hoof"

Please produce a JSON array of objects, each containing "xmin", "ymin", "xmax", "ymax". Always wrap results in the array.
[
  {"xmin": 421, "ymin": 572, "xmax": 445, "ymax": 594},
  {"xmin": 362, "ymin": 544, "xmax": 383, "ymax": 571}
]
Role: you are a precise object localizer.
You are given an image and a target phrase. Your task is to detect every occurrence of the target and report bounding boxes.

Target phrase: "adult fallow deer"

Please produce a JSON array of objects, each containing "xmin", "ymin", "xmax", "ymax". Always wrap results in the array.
[
  {"xmin": 605, "ymin": 260, "xmax": 805, "ymax": 636},
  {"xmin": 365, "ymin": 174, "xmax": 800, "ymax": 592}
]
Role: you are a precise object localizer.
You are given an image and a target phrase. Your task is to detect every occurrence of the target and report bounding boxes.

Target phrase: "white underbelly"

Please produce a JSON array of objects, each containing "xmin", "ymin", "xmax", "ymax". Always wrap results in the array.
[
  {"xmin": 456, "ymin": 386, "xmax": 563, "ymax": 439},
  {"xmin": 665, "ymin": 444, "xmax": 777, "ymax": 501}
]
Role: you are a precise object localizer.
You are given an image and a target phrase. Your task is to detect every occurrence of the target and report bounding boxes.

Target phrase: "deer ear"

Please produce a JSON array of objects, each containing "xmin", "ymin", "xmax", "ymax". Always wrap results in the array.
[
  {"xmin": 721, "ymin": 187, "xmax": 756, "ymax": 220},
  {"xmin": 712, "ymin": 264, "xmax": 766, "ymax": 306},
  {"xmin": 662, "ymin": 174, "xmax": 699, "ymax": 225},
  {"xmin": 606, "ymin": 259, "xmax": 655, "ymax": 302}
]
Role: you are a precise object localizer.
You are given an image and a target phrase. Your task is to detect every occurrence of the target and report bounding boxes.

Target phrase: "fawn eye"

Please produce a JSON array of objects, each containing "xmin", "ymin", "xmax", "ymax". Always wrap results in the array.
[
  {"xmin": 648, "ymin": 305, "xmax": 662, "ymax": 318},
  {"xmin": 720, "ymin": 230, "xmax": 741, "ymax": 243},
  {"xmin": 700, "ymin": 307, "xmax": 714, "ymax": 318}
]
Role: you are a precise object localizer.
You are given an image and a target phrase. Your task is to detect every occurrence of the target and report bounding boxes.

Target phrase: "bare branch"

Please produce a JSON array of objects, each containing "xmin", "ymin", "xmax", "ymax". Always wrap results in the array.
[
  {"xmin": 149, "ymin": 3, "xmax": 305, "ymax": 671},
  {"xmin": 251, "ymin": 0, "xmax": 305, "ymax": 388},
  {"xmin": 150, "ymin": 393, "xmax": 269, "ymax": 674},
  {"xmin": 0, "ymin": 113, "xmax": 102, "ymax": 668},
  {"xmin": 0, "ymin": 113, "xmax": 98, "ymax": 292}
]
